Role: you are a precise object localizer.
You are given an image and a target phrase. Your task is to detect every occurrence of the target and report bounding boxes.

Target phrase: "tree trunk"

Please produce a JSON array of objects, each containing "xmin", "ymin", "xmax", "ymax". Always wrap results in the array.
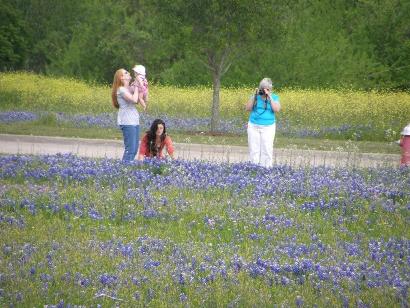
[{"xmin": 211, "ymin": 70, "xmax": 221, "ymax": 132}]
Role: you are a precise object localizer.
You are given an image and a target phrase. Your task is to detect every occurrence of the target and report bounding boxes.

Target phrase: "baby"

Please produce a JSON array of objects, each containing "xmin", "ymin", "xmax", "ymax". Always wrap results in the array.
[{"xmin": 130, "ymin": 65, "xmax": 149, "ymax": 107}]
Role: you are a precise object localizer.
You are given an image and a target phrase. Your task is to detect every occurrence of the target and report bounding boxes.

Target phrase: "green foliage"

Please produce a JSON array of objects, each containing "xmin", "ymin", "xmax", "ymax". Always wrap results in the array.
[
  {"xmin": 353, "ymin": 0, "xmax": 410, "ymax": 89},
  {"xmin": 36, "ymin": 113, "xmax": 58, "ymax": 126},
  {"xmin": 3, "ymin": 0, "xmax": 410, "ymax": 90},
  {"xmin": 14, "ymin": 0, "xmax": 85, "ymax": 72},
  {"xmin": 47, "ymin": 1, "xmax": 153, "ymax": 83},
  {"xmin": 151, "ymin": 0, "xmax": 271, "ymax": 130},
  {"xmin": 0, "ymin": 2, "xmax": 28, "ymax": 70}
]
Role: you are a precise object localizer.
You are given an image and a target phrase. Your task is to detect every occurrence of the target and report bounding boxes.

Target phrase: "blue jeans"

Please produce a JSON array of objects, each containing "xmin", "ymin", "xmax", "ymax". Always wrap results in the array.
[{"xmin": 120, "ymin": 125, "xmax": 139, "ymax": 161}]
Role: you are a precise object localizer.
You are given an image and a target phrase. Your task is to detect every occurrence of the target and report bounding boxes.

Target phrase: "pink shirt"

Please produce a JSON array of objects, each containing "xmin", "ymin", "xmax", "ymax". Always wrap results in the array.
[
  {"xmin": 130, "ymin": 77, "xmax": 148, "ymax": 97},
  {"xmin": 400, "ymin": 135, "xmax": 410, "ymax": 165}
]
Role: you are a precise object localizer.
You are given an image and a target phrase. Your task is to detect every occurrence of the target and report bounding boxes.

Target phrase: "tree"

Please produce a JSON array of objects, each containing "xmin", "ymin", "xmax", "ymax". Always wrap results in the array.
[
  {"xmin": 257, "ymin": 0, "xmax": 383, "ymax": 89},
  {"xmin": 14, "ymin": 0, "xmax": 85, "ymax": 73},
  {"xmin": 355, "ymin": 0, "xmax": 410, "ymax": 89},
  {"xmin": 152, "ymin": 0, "xmax": 270, "ymax": 132},
  {"xmin": 0, "ymin": 3, "xmax": 28, "ymax": 70}
]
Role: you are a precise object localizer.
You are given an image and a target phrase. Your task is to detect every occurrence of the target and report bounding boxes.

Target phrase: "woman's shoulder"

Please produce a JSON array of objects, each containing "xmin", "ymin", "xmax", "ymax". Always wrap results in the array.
[
  {"xmin": 117, "ymin": 86, "xmax": 128, "ymax": 94},
  {"xmin": 164, "ymin": 135, "xmax": 173, "ymax": 144}
]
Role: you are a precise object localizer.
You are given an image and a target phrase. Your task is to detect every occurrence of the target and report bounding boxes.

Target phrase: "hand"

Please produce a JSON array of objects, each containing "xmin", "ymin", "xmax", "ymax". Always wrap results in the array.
[{"xmin": 136, "ymin": 75, "xmax": 143, "ymax": 86}]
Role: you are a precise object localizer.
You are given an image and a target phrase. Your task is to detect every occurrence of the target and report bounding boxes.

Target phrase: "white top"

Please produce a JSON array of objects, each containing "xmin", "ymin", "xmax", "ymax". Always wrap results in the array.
[
  {"xmin": 402, "ymin": 124, "xmax": 410, "ymax": 136},
  {"xmin": 117, "ymin": 87, "xmax": 139, "ymax": 126}
]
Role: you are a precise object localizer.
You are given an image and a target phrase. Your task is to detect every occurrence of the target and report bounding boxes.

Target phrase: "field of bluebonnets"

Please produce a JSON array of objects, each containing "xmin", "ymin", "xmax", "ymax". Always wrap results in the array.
[
  {"xmin": 0, "ymin": 154, "xmax": 409, "ymax": 306},
  {"xmin": 1, "ymin": 72, "xmax": 410, "ymax": 141},
  {"xmin": 0, "ymin": 72, "xmax": 409, "ymax": 306}
]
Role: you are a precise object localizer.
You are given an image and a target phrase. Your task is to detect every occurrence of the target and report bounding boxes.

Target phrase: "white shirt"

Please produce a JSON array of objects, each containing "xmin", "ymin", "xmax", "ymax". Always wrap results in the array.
[{"xmin": 117, "ymin": 87, "xmax": 140, "ymax": 126}]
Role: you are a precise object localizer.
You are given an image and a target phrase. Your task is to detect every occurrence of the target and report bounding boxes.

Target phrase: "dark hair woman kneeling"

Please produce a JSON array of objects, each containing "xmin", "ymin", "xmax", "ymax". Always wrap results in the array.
[{"xmin": 137, "ymin": 119, "xmax": 174, "ymax": 160}]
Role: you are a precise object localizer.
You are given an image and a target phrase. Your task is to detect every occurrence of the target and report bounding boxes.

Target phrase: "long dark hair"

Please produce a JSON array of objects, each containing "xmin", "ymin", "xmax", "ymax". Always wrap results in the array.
[{"xmin": 146, "ymin": 119, "xmax": 167, "ymax": 157}]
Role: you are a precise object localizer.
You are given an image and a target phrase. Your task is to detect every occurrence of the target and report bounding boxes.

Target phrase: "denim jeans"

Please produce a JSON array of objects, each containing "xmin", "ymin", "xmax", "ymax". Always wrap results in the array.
[{"xmin": 120, "ymin": 125, "xmax": 139, "ymax": 161}]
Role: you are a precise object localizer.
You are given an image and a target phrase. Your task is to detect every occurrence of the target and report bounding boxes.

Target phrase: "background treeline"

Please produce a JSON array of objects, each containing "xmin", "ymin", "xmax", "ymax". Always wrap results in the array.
[{"xmin": 2, "ymin": 0, "xmax": 410, "ymax": 90}]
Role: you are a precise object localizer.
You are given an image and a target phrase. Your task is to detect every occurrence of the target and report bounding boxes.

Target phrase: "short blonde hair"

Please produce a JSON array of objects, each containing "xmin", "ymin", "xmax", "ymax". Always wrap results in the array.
[{"xmin": 258, "ymin": 78, "xmax": 273, "ymax": 91}]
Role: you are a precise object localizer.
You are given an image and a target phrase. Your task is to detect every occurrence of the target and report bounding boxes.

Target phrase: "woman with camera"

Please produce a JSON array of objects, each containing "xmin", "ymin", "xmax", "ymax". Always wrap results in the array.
[{"xmin": 245, "ymin": 78, "xmax": 281, "ymax": 168}]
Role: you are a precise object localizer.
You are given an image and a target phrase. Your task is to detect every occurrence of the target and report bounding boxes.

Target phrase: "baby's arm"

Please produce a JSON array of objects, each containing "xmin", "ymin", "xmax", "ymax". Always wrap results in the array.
[{"xmin": 138, "ymin": 92, "xmax": 146, "ymax": 110}]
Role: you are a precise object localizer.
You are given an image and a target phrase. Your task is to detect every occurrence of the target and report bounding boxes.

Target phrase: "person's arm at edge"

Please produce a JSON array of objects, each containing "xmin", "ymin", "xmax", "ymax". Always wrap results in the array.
[
  {"xmin": 137, "ymin": 135, "xmax": 148, "ymax": 160},
  {"xmin": 138, "ymin": 92, "xmax": 146, "ymax": 110}
]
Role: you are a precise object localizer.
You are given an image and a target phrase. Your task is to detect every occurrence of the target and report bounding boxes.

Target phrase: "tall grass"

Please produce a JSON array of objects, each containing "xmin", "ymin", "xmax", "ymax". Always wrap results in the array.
[{"xmin": 1, "ymin": 72, "xmax": 409, "ymax": 141}]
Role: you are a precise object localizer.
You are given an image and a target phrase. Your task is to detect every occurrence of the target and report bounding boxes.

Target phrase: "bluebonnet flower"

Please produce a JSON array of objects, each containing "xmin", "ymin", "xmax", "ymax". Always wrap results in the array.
[
  {"xmin": 179, "ymin": 292, "xmax": 188, "ymax": 302},
  {"xmin": 99, "ymin": 273, "xmax": 118, "ymax": 287},
  {"xmin": 147, "ymin": 288, "xmax": 155, "ymax": 301},
  {"xmin": 248, "ymin": 233, "xmax": 261, "ymax": 240},
  {"xmin": 142, "ymin": 208, "xmax": 159, "ymax": 218},
  {"xmin": 295, "ymin": 295, "xmax": 304, "ymax": 307},
  {"xmin": 88, "ymin": 208, "xmax": 103, "ymax": 220},
  {"xmin": 281, "ymin": 276, "xmax": 291, "ymax": 285},
  {"xmin": 143, "ymin": 259, "xmax": 161, "ymax": 270},
  {"xmin": 30, "ymin": 266, "xmax": 36, "ymax": 275},
  {"xmin": 79, "ymin": 277, "xmax": 91, "ymax": 288},
  {"xmin": 40, "ymin": 273, "xmax": 53, "ymax": 282},
  {"xmin": 0, "ymin": 111, "xmax": 37, "ymax": 123},
  {"xmin": 2, "ymin": 245, "xmax": 11, "ymax": 255}
]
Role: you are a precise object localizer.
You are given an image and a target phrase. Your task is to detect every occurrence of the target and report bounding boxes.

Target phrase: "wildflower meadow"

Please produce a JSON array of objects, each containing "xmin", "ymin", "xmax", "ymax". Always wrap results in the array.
[
  {"xmin": 0, "ymin": 72, "xmax": 409, "ymax": 306},
  {"xmin": 1, "ymin": 72, "xmax": 410, "ymax": 141},
  {"xmin": 0, "ymin": 154, "xmax": 409, "ymax": 306}
]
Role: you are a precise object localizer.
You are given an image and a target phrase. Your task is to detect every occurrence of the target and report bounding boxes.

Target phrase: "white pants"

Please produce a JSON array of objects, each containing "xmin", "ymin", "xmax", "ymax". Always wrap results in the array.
[{"xmin": 247, "ymin": 122, "xmax": 276, "ymax": 168}]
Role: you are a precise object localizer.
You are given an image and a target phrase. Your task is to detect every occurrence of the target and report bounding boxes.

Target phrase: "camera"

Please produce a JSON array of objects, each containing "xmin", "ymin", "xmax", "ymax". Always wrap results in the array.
[{"xmin": 258, "ymin": 89, "xmax": 265, "ymax": 95}]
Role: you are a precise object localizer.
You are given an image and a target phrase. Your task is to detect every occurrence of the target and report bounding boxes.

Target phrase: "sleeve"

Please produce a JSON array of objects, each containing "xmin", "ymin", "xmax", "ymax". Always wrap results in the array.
[
  {"xmin": 118, "ymin": 86, "xmax": 127, "ymax": 96},
  {"xmin": 164, "ymin": 136, "xmax": 174, "ymax": 155},
  {"xmin": 271, "ymin": 94, "xmax": 280, "ymax": 103},
  {"xmin": 139, "ymin": 134, "xmax": 148, "ymax": 156}
]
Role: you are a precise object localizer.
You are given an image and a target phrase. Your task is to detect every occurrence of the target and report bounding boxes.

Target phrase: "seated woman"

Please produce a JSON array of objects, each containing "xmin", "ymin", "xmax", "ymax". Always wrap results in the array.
[{"xmin": 137, "ymin": 119, "xmax": 174, "ymax": 160}]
